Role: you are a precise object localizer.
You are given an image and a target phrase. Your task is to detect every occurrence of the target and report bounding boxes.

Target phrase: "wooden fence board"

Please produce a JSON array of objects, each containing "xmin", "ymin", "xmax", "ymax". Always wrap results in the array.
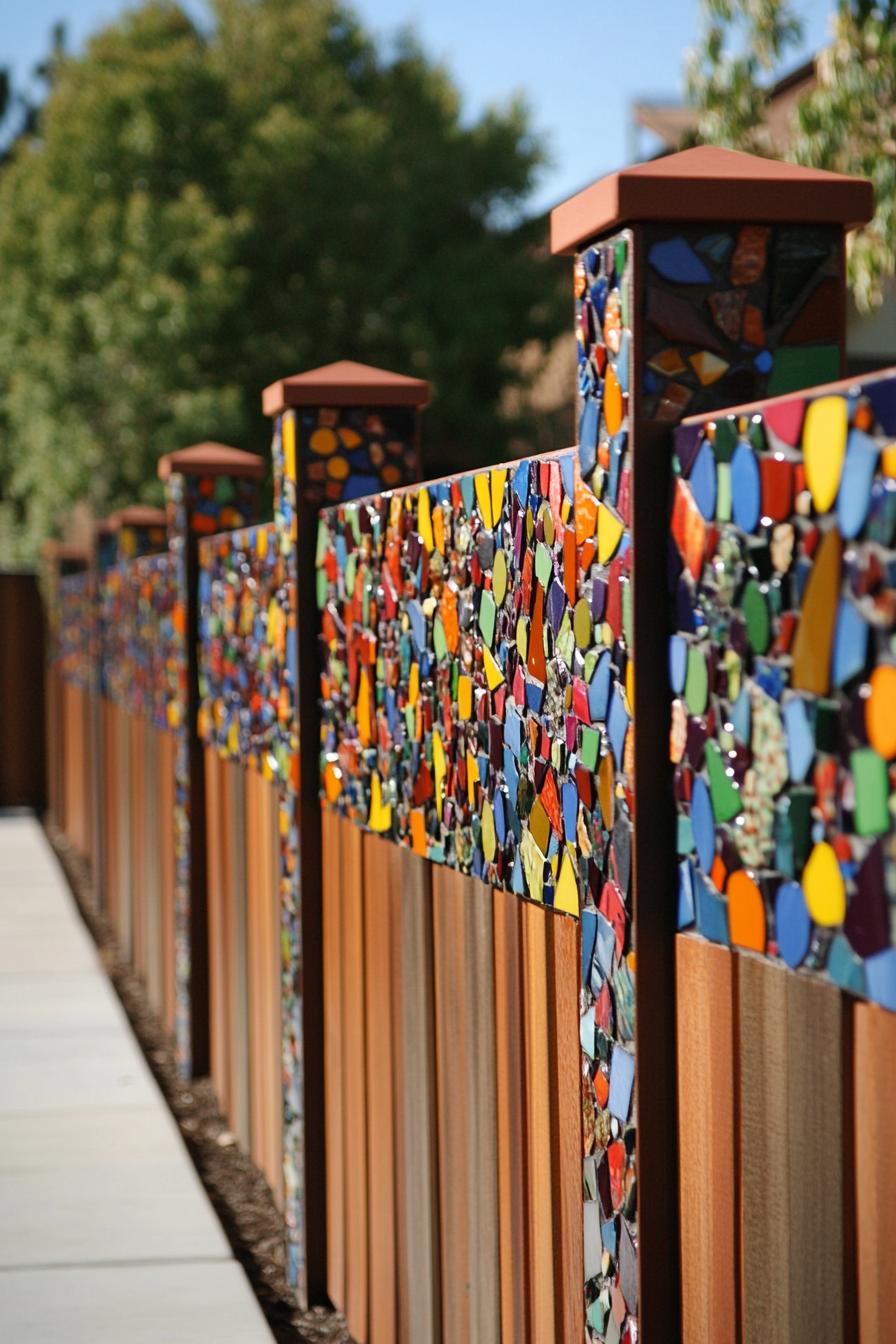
[
  {"xmin": 230, "ymin": 762, "xmax": 250, "ymax": 1151},
  {"xmin": 522, "ymin": 900, "xmax": 554, "ymax": 1343},
  {"xmin": 362, "ymin": 833, "xmax": 397, "ymax": 1344},
  {"xmin": 393, "ymin": 847, "xmax": 440, "ymax": 1344},
  {"xmin": 205, "ymin": 745, "xmax": 227, "ymax": 1108},
  {"xmin": 676, "ymin": 935, "xmax": 737, "ymax": 1344},
  {"xmin": 337, "ymin": 813, "xmax": 367, "ymax": 1343},
  {"xmin": 785, "ymin": 972, "xmax": 847, "ymax": 1344},
  {"xmin": 854, "ymin": 1001, "xmax": 896, "ymax": 1343},
  {"xmin": 129, "ymin": 713, "xmax": 145, "ymax": 978},
  {"xmin": 432, "ymin": 867, "xmax": 499, "ymax": 1344},
  {"xmin": 117, "ymin": 706, "xmax": 132, "ymax": 961},
  {"xmin": 547, "ymin": 912, "xmax": 584, "ymax": 1344},
  {"xmin": 322, "ymin": 805, "xmax": 346, "ymax": 1311},
  {"xmin": 493, "ymin": 888, "xmax": 528, "ymax": 1344},
  {"xmin": 159, "ymin": 729, "xmax": 177, "ymax": 1037},
  {"xmin": 144, "ymin": 721, "xmax": 162, "ymax": 1016},
  {"xmin": 739, "ymin": 954, "xmax": 848, "ymax": 1344}
]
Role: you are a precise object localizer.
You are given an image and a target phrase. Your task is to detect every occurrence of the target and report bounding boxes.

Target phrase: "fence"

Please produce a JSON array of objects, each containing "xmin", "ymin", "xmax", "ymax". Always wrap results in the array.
[{"xmin": 41, "ymin": 144, "xmax": 896, "ymax": 1344}]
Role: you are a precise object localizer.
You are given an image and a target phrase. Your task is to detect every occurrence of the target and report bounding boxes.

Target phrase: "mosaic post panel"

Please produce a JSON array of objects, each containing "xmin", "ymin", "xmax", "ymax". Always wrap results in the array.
[
  {"xmin": 164, "ymin": 469, "xmax": 256, "ymax": 1075},
  {"xmin": 318, "ymin": 289, "xmax": 639, "ymax": 1342},
  {"xmin": 56, "ymin": 571, "xmax": 95, "ymax": 689},
  {"xmin": 640, "ymin": 223, "xmax": 842, "ymax": 424},
  {"xmin": 671, "ymin": 369, "xmax": 896, "ymax": 1010}
]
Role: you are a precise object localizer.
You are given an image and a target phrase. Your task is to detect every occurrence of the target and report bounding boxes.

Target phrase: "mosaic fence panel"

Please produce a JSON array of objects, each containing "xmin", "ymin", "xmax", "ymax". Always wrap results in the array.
[
  {"xmin": 672, "ymin": 369, "xmax": 896, "ymax": 1011},
  {"xmin": 56, "ymin": 571, "xmax": 95, "ymax": 689},
  {"xmin": 641, "ymin": 223, "xmax": 841, "ymax": 423},
  {"xmin": 318, "ymin": 451, "xmax": 638, "ymax": 1335},
  {"xmin": 99, "ymin": 553, "xmax": 182, "ymax": 731}
]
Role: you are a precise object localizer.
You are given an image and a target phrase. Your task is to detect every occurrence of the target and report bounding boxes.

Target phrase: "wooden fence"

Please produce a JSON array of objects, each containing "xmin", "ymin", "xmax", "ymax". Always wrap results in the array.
[{"xmin": 40, "ymin": 146, "xmax": 896, "ymax": 1343}]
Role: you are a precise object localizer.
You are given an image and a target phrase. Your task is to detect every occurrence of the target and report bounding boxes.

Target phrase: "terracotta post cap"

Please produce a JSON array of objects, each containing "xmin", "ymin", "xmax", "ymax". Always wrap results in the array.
[
  {"xmin": 100, "ymin": 504, "xmax": 168, "ymax": 532},
  {"xmin": 262, "ymin": 359, "xmax": 430, "ymax": 417},
  {"xmin": 157, "ymin": 441, "xmax": 265, "ymax": 482},
  {"xmin": 550, "ymin": 145, "xmax": 875, "ymax": 255}
]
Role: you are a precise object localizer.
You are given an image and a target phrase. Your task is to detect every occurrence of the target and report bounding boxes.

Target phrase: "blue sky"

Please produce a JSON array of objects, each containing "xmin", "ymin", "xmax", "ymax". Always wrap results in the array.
[{"xmin": 4, "ymin": 0, "xmax": 836, "ymax": 214}]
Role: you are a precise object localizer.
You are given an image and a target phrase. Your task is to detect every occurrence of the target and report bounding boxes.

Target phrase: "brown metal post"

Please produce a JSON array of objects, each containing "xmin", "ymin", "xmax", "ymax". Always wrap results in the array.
[
  {"xmin": 550, "ymin": 145, "xmax": 873, "ymax": 1341},
  {"xmin": 157, "ymin": 444, "xmax": 264, "ymax": 1077},
  {"xmin": 262, "ymin": 360, "xmax": 428, "ymax": 1303}
]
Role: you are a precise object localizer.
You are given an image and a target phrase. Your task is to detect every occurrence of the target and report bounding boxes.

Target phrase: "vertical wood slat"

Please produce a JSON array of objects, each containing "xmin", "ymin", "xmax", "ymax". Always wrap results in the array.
[
  {"xmin": 432, "ymin": 867, "xmax": 500, "ymax": 1344},
  {"xmin": 521, "ymin": 900, "xmax": 555, "ymax": 1343},
  {"xmin": 220, "ymin": 758, "xmax": 237, "ymax": 1133},
  {"xmin": 547, "ymin": 912, "xmax": 584, "ymax": 1344},
  {"xmin": 266, "ymin": 776, "xmax": 284, "ymax": 1206},
  {"xmin": 247, "ymin": 771, "xmax": 283, "ymax": 1202},
  {"xmin": 738, "ymin": 954, "xmax": 847, "ymax": 1344},
  {"xmin": 323, "ymin": 805, "xmax": 346, "ymax": 1312},
  {"xmin": 159, "ymin": 728, "xmax": 177, "ymax": 1037},
  {"xmin": 231, "ymin": 762, "xmax": 250, "ymax": 1151},
  {"xmin": 854, "ymin": 1002, "xmax": 896, "ymax": 1343},
  {"xmin": 205, "ymin": 745, "xmax": 226, "ymax": 1107},
  {"xmin": 247, "ymin": 767, "xmax": 264, "ymax": 1176},
  {"xmin": 117, "ymin": 707, "xmax": 132, "ymax": 961},
  {"xmin": 339, "ymin": 814, "xmax": 368, "ymax": 1343},
  {"xmin": 130, "ymin": 713, "xmax": 146, "ymax": 978},
  {"xmin": 362, "ymin": 833, "xmax": 397, "ymax": 1344},
  {"xmin": 102, "ymin": 702, "xmax": 118, "ymax": 929},
  {"xmin": 675, "ymin": 935, "xmax": 737, "ymax": 1344},
  {"xmin": 392, "ymin": 848, "xmax": 440, "ymax": 1344},
  {"xmin": 144, "ymin": 721, "xmax": 162, "ymax": 1016},
  {"xmin": 493, "ymin": 888, "xmax": 528, "ymax": 1344}
]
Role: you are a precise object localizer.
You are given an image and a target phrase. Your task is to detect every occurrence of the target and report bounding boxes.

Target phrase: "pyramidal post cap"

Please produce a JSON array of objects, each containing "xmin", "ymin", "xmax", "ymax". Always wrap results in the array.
[
  {"xmin": 262, "ymin": 359, "xmax": 430, "ymax": 417},
  {"xmin": 550, "ymin": 145, "xmax": 875, "ymax": 255},
  {"xmin": 157, "ymin": 441, "xmax": 265, "ymax": 482}
]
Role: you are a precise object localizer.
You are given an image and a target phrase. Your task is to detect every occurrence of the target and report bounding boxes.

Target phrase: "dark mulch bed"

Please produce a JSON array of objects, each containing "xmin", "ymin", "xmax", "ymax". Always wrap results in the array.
[{"xmin": 45, "ymin": 821, "xmax": 350, "ymax": 1344}]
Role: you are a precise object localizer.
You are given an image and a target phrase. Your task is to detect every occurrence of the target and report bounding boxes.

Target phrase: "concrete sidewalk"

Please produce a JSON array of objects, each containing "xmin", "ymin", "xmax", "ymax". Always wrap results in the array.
[{"xmin": 0, "ymin": 813, "xmax": 275, "ymax": 1343}]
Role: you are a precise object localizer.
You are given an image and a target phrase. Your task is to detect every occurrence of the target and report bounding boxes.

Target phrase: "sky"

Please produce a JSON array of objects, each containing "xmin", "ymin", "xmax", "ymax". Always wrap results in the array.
[{"xmin": 3, "ymin": 0, "xmax": 837, "ymax": 215}]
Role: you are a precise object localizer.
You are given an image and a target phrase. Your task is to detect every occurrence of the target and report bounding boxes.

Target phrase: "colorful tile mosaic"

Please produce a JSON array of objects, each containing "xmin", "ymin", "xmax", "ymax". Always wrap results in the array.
[
  {"xmin": 163, "ymin": 468, "xmax": 257, "ymax": 1076},
  {"xmin": 641, "ymin": 223, "xmax": 841, "ymax": 424},
  {"xmin": 56, "ymin": 571, "xmax": 95, "ymax": 689},
  {"xmin": 286, "ymin": 403, "xmax": 419, "ymax": 506},
  {"xmin": 99, "ymin": 554, "xmax": 182, "ymax": 731},
  {"xmin": 317, "ymin": 447, "xmax": 638, "ymax": 1335},
  {"xmin": 672, "ymin": 369, "xmax": 896, "ymax": 1012}
]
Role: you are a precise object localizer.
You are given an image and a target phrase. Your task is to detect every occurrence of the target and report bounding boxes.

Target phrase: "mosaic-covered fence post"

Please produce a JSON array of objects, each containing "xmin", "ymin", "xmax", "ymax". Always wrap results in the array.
[
  {"xmin": 547, "ymin": 143, "xmax": 873, "ymax": 1342},
  {"xmin": 158, "ymin": 443, "xmax": 264, "ymax": 1077},
  {"xmin": 261, "ymin": 360, "xmax": 427, "ymax": 1301}
]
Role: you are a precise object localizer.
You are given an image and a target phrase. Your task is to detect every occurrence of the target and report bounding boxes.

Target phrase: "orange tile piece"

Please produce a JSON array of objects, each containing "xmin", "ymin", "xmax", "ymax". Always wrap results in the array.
[{"xmin": 727, "ymin": 870, "xmax": 766, "ymax": 951}]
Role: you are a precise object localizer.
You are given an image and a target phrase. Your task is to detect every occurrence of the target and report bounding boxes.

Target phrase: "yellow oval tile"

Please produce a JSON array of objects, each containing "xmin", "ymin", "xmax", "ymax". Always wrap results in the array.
[
  {"xmin": 802, "ymin": 840, "xmax": 846, "ymax": 926},
  {"xmin": 803, "ymin": 395, "xmax": 848, "ymax": 513}
]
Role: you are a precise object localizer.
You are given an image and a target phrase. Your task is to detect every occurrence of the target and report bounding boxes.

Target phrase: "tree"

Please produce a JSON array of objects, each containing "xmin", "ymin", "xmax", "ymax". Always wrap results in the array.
[
  {"xmin": 687, "ymin": 0, "xmax": 896, "ymax": 311},
  {"xmin": 0, "ymin": 0, "xmax": 565, "ymax": 562}
]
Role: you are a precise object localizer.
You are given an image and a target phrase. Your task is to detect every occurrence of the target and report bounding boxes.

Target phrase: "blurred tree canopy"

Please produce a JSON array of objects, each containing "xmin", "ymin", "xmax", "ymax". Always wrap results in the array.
[
  {"xmin": 0, "ymin": 0, "xmax": 566, "ymax": 561},
  {"xmin": 687, "ymin": 0, "xmax": 896, "ymax": 313}
]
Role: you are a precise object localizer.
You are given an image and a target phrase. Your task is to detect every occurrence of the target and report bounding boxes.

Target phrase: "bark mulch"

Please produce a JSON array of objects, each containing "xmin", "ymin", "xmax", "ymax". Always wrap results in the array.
[{"xmin": 45, "ymin": 822, "xmax": 350, "ymax": 1344}]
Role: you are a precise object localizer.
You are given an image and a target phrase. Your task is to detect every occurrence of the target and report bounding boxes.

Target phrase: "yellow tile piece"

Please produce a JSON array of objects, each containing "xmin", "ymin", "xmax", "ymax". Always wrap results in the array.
[
  {"xmin": 368, "ymin": 772, "xmax": 392, "ymax": 832},
  {"xmin": 803, "ymin": 394, "xmax": 848, "ymax": 512},
  {"xmin": 408, "ymin": 662, "xmax": 420, "ymax": 707},
  {"xmin": 481, "ymin": 798, "xmax": 497, "ymax": 862},
  {"xmin": 433, "ymin": 505, "xmax": 446, "ymax": 555},
  {"xmin": 520, "ymin": 829, "xmax": 544, "ymax": 903},
  {"xmin": 802, "ymin": 840, "xmax": 846, "ymax": 926},
  {"xmin": 554, "ymin": 850, "xmax": 580, "ymax": 915},
  {"xmin": 433, "ymin": 730, "xmax": 446, "ymax": 820},
  {"xmin": 257, "ymin": 527, "xmax": 268, "ymax": 559},
  {"xmin": 418, "ymin": 488, "xmax": 433, "ymax": 552},
  {"xmin": 475, "ymin": 472, "xmax": 493, "ymax": 529},
  {"xmin": 625, "ymin": 657, "xmax": 634, "ymax": 712},
  {"xmin": 490, "ymin": 469, "xmax": 508, "ymax": 528},
  {"xmin": 467, "ymin": 750, "xmax": 479, "ymax": 809},
  {"xmin": 357, "ymin": 667, "xmax": 373, "ymax": 747},
  {"xmin": 882, "ymin": 443, "xmax": 896, "ymax": 479},
  {"xmin": 689, "ymin": 351, "xmax": 729, "ymax": 386},
  {"xmin": 597, "ymin": 504, "xmax": 625, "ymax": 564},
  {"xmin": 484, "ymin": 647, "xmax": 505, "ymax": 691},
  {"xmin": 457, "ymin": 674, "xmax": 473, "ymax": 720},
  {"xmin": 283, "ymin": 412, "xmax": 297, "ymax": 482}
]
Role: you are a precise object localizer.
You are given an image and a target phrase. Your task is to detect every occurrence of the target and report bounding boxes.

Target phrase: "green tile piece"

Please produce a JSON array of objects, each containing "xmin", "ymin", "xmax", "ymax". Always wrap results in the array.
[
  {"xmin": 580, "ymin": 726, "xmax": 600, "ymax": 771},
  {"xmin": 535, "ymin": 541, "xmax": 552, "ymax": 588},
  {"xmin": 713, "ymin": 417, "xmax": 738, "ymax": 463},
  {"xmin": 742, "ymin": 580, "xmax": 770, "ymax": 655},
  {"xmin": 852, "ymin": 748, "xmax": 891, "ymax": 836},
  {"xmin": 684, "ymin": 646, "xmax": 709, "ymax": 715},
  {"xmin": 705, "ymin": 740, "xmax": 742, "ymax": 822},
  {"xmin": 767, "ymin": 344, "xmax": 840, "ymax": 397},
  {"xmin": 478, "ymin": 590, "xmax": 496, "ymax": 648}
]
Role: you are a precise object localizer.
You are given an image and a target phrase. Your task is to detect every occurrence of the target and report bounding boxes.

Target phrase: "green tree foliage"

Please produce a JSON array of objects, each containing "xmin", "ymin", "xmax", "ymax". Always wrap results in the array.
[
  {"xmin": 687, "ymin": 0, "xmax": 896, "ymax": 312},
  {"xmin": 0, "ymin": 0, "xmax": 564, "ymax": 561}
]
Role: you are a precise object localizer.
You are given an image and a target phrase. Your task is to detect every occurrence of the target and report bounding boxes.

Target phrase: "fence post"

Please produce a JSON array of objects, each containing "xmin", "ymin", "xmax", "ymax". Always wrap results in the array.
[
  {"xmin": 40, "ymin": 541, "xmax": 89, "ymax": 842},
  {"xmin": 157, "ymin": 444, "xmax": 265, "ymax": 1077},
  {"xmin": 93, "ymin": 506, "xmax": 168, "ymax": 915},
  {"xmin": 549, "ymin": 145, "xmax": 873, "ymax": 1339},
  {"xmin": 261, "ymin": 360, "xmax": 428, "ymax": 1302}
]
